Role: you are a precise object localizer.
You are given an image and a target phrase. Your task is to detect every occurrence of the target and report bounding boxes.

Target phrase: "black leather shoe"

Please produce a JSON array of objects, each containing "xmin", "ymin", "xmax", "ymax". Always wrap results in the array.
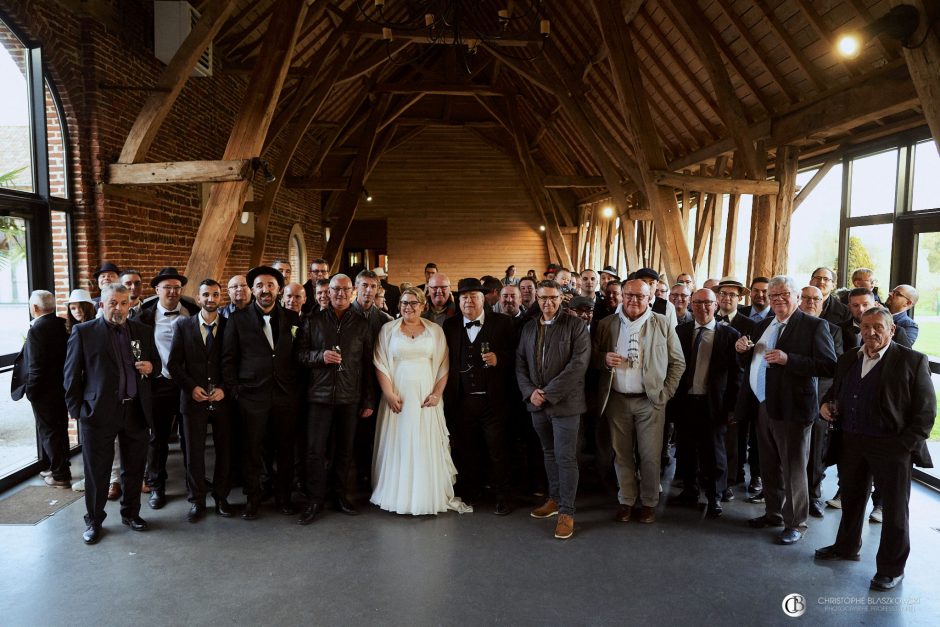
[
  {"xmin": 214, "ymin": 499, "xmax": 233, "ymax": 518},
  {"xmin": 672, "ymin": 490, "xmax": 700, "ymax": 507},
  {"xmin": 870, "ymin": 573, "xmax": 904, "ymax": 591},
  {"xmin": 335, "ymin": 496, "xmax": 359, "ymax": 516},
  {"xmin": 121, "ymin": 515, "xmax": 149, "ymax": 531},
  {"xmin": 493, "ymin": 499, "xmax": 514, "ymax": 516},
  {"xmin": 814, "ymin": 545, "xmax": 861, "ymax": 561},
  {"xmin": 148, "ymin": 490, "xmax": 166, "ymax": 510},
  {"xmin": 259, "ymin": 484, "xmax": 274, "ymax": 503},
  {"xmin": 706, "ymin": 502, "xmax": 723, "ymax": 518},
  {"xmin": 242, "ymin": 499, "xmax": 260, "ymax": 520},
  {"xmin": 809, "ymin": 500, "xmax": 825, "ymax": 518},
  {"xmin": 278, "ymin": 499, "xmax": 297, "ymax": 516},
  {"xmin": 748, "ymin": 514, "xmax": 784, "ymax": 528},
  {"xmin": 187, "ymin": 504, "xmax": 205, "ymax": 523},
  {"xmin": 298, "ymin": 503, "xmax": 323, "ymax": 525},
  {"xmin": 721, "ymin": 488, "xmax": 734, "ymax": 502},
  {"xmin": 82, "ymin": 524, "xmax": 102, "ymax": 545},
  {"xmin": 745, "ymin": 491, "xmax": 765, "ymax": 504}
]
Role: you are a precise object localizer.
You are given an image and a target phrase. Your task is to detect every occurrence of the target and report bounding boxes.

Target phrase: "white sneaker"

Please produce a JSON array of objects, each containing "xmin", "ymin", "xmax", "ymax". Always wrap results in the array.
[
  {"xmin": 71, "ymin": 479, "xmax": 85, "ymax": 492},
  {"xmin": 869, "ymin": 506, "xmax": 883, "ymax": 523},
  {"xmin": 825, "ymin": 493, "xmax": 842, "ymax": 509}
]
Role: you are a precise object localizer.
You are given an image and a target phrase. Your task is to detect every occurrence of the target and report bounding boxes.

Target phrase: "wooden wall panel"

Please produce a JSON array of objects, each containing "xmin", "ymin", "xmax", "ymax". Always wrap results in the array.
[{"xmin": 356, "ymin": 127, "xmax": 549, "ymax": 285}]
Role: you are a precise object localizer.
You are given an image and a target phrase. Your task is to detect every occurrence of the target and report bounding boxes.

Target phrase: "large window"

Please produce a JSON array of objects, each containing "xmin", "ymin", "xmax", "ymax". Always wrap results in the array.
[
  {"xmin": 912, "ymin": 139, "xmax": 940, "ymax": 212},
  {"xmin": 787, "ymin": 165, "xmax": 843, "ymax": 281}
]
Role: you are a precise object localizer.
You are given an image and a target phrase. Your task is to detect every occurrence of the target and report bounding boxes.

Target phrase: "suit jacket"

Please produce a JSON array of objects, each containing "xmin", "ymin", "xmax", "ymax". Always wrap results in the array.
[
  {"xmin": 516, "ymin": 313, "xmax": 591, "ymax": 416},
  {"xmin": 380, "ymin": 280, "xmax": 402, "ymax": 314},
  {"xmin": 822, "ymin": 343, "xmax": 935, "ymax": 467},
  {"xmin": 138, "ymin": 298, "xmax": 200, "ymax": 318},
  {"xmin": 818, "ymin": 318, "xmax": 845, "ymax": 400},
  {"xmin": 735, "ymin": 309, "xmax": 837, "ymax": 425},
  {"xmin": 11, "ymin": 313, "xmax": 68, "ymax": 403},
  {"xmin": 167, "ymin": 314, "xmax": 227, "ymax": 414},
  {"xmin": 63, "ymin": 317, "xmax": 157, "ymax": 427},
  {"xmin": 722, "ymin": 311, "xmax": 756, "ymax": 338},
  {"xmin": 592, "ymin": 311, "xmax": 686, "ymax": 415},
  {"xmin": 442, "ymin": 311, "xmax": 515, "ymax": 412},
  {"xmin": 221, "ymin": 304, "xmax": 300, "ymax": 403},
  {"xmin": 737, "ymin": 304, "xmax": 772, "ymax": 322},
  {"xmin": 670, "ymin": 321, "xmax": 742, "ymax": 424},
  {"xmin": 820, "ymin": 295, "xmax": 850, "ymax": 325},
  {"xmin": 839, "ymin": 319, "xmax": 911, "ymax": 351}
]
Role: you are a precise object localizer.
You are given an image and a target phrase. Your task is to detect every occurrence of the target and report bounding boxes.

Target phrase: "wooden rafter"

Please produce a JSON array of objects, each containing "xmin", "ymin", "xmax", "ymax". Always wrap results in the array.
[
  {"xmin": 653, "ymin": 171, "xmax": 780, "ymax": 195},
  {"xmin": 891, "ymin": 0, "xmax": 940, "ymax": 156},
  {"xmin": 107, "ymin": 160, "xmax": 250, "ymax": 185},
  {"xmin": 793, "ymin": 153, "xmax": 839, "ymax": 211},
  {"xmin": 753, "ymin": 0, "xmax": 828, "ymax": 91}
]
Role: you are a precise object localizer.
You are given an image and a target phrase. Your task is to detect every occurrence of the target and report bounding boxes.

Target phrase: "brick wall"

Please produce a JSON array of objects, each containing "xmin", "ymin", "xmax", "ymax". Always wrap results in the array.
[
  {"xmin": 1, "ymin": 1, "xmax": 325, "ymax": 306},
  {"xmin": 358, "ymin": 127, "xmax": 549, "ymax": 285}
]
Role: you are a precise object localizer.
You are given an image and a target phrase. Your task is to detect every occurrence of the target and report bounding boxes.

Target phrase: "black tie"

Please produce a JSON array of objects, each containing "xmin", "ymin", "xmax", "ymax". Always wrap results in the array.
[
  {"xmin": 465, "ymin": 320, "xmax": 481, "ymax": 329},
  {"xmin": 203, "ymin": 323, "xmax": 215, "ymax": 351},
  {"xmin": 164, "ymin": 311, "xmax": 180, "ymax": 317}
]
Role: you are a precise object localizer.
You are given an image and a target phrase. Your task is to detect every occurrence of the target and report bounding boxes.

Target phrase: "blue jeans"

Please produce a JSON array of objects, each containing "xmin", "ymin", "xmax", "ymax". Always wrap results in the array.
[{"xmin": 530, "ymin": 411, "xmax": 580, "ymax": 515}]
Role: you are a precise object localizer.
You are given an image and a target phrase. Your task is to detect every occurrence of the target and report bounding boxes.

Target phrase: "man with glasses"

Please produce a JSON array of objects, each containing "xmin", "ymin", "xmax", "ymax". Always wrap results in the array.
[
  {"xmin": 423, "ymin": 272, "xmax": 457, "ymax": 325},
  {"xmin": 302, "ymin": 258, "xmax": 331, "ymax": 314},
  {"xmin": 810, "ymin": 267, "xmax": 850, "ymax": 325},
  {"xmin": 735, "ymin": 276, "xmax": 836, "ymax": 545},
  {"xmin": 517, "ymin": 280, "xmax": 591, "ymax": 539},
  {"xmin": 713, "ymin": 277, "xmax": 756, "ymax": 339},
  {"xmin": 138, "ymin": 267, "xmax": 198, "ymax": 509},
  {"xmin": 222, "ymin": 275, "xmax": 252, "ymax": 318},
  {"xmin": 670, "ymin": 288, "xmax": 742, "ymax": 518},
  {"xmin": 676, "ymin": 273, "xmax": 695, "ymax": 291},
  {"xmin": 594, "ymin": 279, "xmax": 685, "ymax": 525},
  {"xmin": 669, "ymin": 284, "xmax": 693, "ymax": 326},
  {"xmin": 295, "ymin": 274, "xmax": 374, "ymax": 524},
  {"xmin": 884, "ymin": 284, "xmax": 919, "ymax": 345}
]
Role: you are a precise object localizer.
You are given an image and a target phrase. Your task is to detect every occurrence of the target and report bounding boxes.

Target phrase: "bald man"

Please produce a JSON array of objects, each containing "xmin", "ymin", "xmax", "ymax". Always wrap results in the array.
[{"xmin": 282, "ymin": 282, "xmax": 307, "ymax": 314}]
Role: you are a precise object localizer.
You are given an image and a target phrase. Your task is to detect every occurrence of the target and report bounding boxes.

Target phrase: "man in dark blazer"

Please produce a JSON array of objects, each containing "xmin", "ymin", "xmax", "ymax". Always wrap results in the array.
[
  {"xmin": 301, "ymin": 258, "xmax": 330, "ymax": 315},
  {"xmin": 735, "ymin": 275, "xmax": 836, "ymax": 545},
  {"xmin": 443, "ymin": 278, "xmax": 515, "ymax": 515},
  {"xmin": 222, "ymin": 266, "xmax": 301, "ymax": 520},
  {"xmin": 815, "ymin": 307, "xmax": 935, "ymax": 592},
  {"xmin": 167, "ymin": 279, "xmax": 233, "ymax": 522},
  {"xmin": 811, "ymin": 267, "xmax": 850, "ymax": 325},
  {"xmin": 64, "ymin": 284, "xmax": 156, "ymax": 544},
  {"xmin": 670, "ymin": 289, "xmax": 742, "ymax": 518},
  {"xmin": 840, "ymin": 288, "xmax": 912, "ymax": 350},
  {"xmin": 12, "ymin": 291, "xmax": 71, "ymax": 487}
]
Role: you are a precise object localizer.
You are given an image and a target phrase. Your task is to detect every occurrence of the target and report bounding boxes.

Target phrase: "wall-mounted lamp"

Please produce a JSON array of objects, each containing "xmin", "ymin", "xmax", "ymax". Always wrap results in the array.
[
  {"xmin": 251, "ymin": 158, "xmax": 277, "ymax": 183},
  {"xmin": 539, "ymin": 225, "xmax": 546, "ymax": 232},
  {"xmin": 835, "ymin": 4, "xmax": 921, "ymax": 59},
  {"xmin": 362, "ymin": 187, "xmax": 373, "ymax": 202}
]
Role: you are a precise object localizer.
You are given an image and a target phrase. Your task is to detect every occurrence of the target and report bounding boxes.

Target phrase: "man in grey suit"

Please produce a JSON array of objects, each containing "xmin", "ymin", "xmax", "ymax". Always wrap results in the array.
[
  {"xmin": 516, "ymin": 280, "xmax": 590, "ymax": 540},
  {"xmin": 593, "ymin": 279, "xmax": 685, "ymax": 525}
]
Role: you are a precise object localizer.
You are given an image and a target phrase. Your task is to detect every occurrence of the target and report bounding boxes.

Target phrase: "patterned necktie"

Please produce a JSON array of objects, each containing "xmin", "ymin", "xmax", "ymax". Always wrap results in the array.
[{"xmin": 755, "ymin": 321, "xmax": 784, "ymax": 402}]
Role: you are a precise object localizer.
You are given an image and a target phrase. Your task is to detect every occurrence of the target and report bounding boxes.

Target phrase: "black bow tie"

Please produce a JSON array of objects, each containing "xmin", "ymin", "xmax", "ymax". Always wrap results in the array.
[
  {"xmin": 164, "ymin": 311, "xmax": 180, "ymax": 317},
  {"xmin": 465, "ymin": 320, "xmax": 481, "ymax": 329},
  {"xmin": 716, "ymin": 315, "xmax": 728, "ymax": 323}
]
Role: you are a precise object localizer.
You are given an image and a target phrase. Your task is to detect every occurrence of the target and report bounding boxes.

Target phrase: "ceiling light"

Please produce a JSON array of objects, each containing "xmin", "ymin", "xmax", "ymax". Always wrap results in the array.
[{"xmin": 835, "ymin": 4, "xmax": 920, "ymax": 59}]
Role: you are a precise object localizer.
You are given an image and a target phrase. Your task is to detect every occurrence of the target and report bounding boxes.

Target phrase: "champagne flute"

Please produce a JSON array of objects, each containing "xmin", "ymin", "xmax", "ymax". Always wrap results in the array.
[
  {"xmin": 481, "ymin": 341, "xmax": 491, "ymax": 368},
  {"xmin": 206, "ymin": 376, "xmax": 216, "ymax": 412},
  {"xmin": 130, "ymin": 339, "xmax": 146, "ymax": 378},
  {"xmin": 333, "ymin": 345, "xmax": 344, "ymax": 372}
]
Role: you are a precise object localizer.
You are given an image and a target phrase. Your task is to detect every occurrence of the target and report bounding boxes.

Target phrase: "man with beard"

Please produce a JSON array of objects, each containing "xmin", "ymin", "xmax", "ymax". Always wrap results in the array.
[{"xmin": 120, "ymin": 269, "xmax": 144, "ymax": 319}]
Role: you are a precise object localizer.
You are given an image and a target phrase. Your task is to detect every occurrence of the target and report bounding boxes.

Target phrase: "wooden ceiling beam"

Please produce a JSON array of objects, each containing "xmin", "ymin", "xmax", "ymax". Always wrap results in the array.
[
  {"xmin": 373, "ymin": 82, "xmax": 509, "ymax": 97},
  {"xmin": 653, "ymin": 171, "xmax": 780, "ymax": 195},
  {"xmin": 638, "ymin": 63, "xmax": 699, "ymax": 155},
  {"xmin": 344, "ymin": 21, "xmax": 543, "ymax": 47},
  {"xmin": 118, "ymin": 0, "xmax": 237, "ymax": 164},
  {"xmin": 753, "ymin": 0, "xmax": 828, "ymax": 91},
  {"xmin": 792, "ymin": 0, "xmax": 858, "ymax": 76},
  {"xmin": 107, "ymin": 159, "xmax": 250, "ymax": 185},
  {"xmin": 543, "ymin": 176, "xmax": 607, "ymax": 188},
  {"xmin": 891, "ymin": 0, "xmax": 940, "ymax": 156},
  {"xmin": 592, "ymin": 0, "xmax": 692, "ymax": 279},
  {"xmin": 793, "ymin": 152, "xmax": 839, "ymax": 211},
  {"xmin": 183, "ymin": 0, "xmax": 308, "ymax": 293}
]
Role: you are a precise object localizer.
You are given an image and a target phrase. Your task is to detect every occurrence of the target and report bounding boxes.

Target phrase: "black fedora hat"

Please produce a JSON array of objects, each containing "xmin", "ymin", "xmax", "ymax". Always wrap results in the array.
[
  {"xmin": 94, "ymin": 262, "xmax": 122, "ymax": 279},
  {"xmin": 635, "ymin": 267, "xmax": 660, "ymax": 282},
  {"xmin": 599, "ymin": 265, "xmax": 619, "ymax": 280},
  {"xmin": 456, "ymin": 277, "xmax": 487, "ymax": 294},
  {"xmin": 149, "ymin": 267, "xmax": 188, "ymax": 289},
  {"xmin": 247, "ymin": 265, "xmax": 285, "ymax": 289}
]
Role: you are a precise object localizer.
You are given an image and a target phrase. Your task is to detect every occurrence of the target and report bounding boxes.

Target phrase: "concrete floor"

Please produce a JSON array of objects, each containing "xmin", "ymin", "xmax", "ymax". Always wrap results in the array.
[{"xmin": 1, "ymin": 447, "xmax": 938, "ymax": 627}]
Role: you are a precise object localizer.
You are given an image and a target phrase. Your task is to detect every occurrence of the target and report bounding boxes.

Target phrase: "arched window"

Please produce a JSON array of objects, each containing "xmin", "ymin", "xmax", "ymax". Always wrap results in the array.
[{"xmin": 288, "ymin": 223, "xmax": 307, "ymax": 284}]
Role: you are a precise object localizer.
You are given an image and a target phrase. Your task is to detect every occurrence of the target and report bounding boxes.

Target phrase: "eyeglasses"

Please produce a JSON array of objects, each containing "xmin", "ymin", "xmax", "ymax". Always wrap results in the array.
[
  {"xmin": 159, "ymin": 285, "xmax": 182, "ymax": 292},
  {"xmin": 228, "ymin": 285, "xmax": 248, "ymax": 291},
  {"xmin": 623, "ymin": 293, "xmax": 648, "ymax": 301},
  {"xmin": 678, "ymin": 279, "xmax": 693, "ymax": 285},
  {"xmin": 811, "ymin": 275, "xmax": 833, "ymax": 283},
  {"xmin": 717, "ymin": 291, "xmax": 741, "ymax": 298},
  {"xmin": 800, "ymin": 296, "xmax": 822, "ymax": 302},
  {"xmin": 428, "ymin": 286, "xmax": 449, "ymax": 292},
  {"xmin": 330, "ymin": 287, "xmax": 353, "ymax": 293},
  {"xmin": 768, "ymin": 292, "xmax": 791, "ymax": 301},
  {"xmin": 691, "ymin": 300, "xmax": 714, "ymax": 307},
  {"xmin": 888, "ymin": 289, "xmax": 910, "ymax": 301},
  {"xmin": 537, "ymin": 296, "xmax": 561, "ymax": 303},
  {"xmin": 400, "ymin": 300, "xmax": 421, "ymax": 309}
]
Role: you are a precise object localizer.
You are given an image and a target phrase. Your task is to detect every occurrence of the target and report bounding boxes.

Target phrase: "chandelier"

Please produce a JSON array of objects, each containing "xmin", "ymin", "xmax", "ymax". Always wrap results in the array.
[{"xmin": 355, "ymin": 0, "xmax": 551, "ymax": 66}]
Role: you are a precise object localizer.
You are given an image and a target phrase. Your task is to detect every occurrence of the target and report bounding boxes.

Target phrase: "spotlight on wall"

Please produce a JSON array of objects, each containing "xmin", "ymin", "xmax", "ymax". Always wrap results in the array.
[
  {"xmin": 835, "ymin": 4, "xmax": 920, "ymax": 59},
  {"xmin": 539, "ymin": 225, "xmax": 546, "ymax": 232},
  {"xmin": 251, "ymin": 158, "xmax": 277, "ymax": 183},
  {"xmin": 362, "ymin": 187, "xmax": 373, "ymax": 202},
  {"xmin": 601, "ymin": 206, "xmax": 615, "ymax": 219}
]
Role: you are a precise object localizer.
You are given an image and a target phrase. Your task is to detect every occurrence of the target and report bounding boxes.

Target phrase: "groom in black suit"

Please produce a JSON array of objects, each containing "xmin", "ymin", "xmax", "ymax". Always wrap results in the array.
[
  {"xmin": 64, "ymin": 284, "xmax": 156, "ymax": 544},
  {"xmin": 443, "ymin": 278, "xmax": 515, "ymax": 515}
]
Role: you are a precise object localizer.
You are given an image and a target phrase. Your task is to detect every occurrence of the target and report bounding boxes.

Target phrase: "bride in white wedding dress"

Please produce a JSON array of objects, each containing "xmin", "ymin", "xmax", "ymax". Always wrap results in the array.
[{"xmin": 370, "ymin": 287, "xmax": 472, "ymax": 515}]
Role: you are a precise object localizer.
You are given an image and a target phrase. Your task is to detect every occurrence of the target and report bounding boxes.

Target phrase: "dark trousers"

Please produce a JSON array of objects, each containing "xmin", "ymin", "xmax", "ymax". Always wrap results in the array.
[
  {"xmin": 756, "ymin": 404, "xmax": 811, "ymax": 529},
  {"xmin": 807, "ymin": 417, "xmax": 830, "ymax": 500},
  {"xmin": 453, "ymin": 394, "xmax": 511, "ymax": 499},
  {"xmin": 733, "ymin": 411, "xmax": 761, "ymax": 483},
  {"xmin": 241, "ymin": 395, "xmax": 296, "ymax": 503},
  {"xmin": 835, "ymin": 432, "xmax": 912, "ymax": 577},
  {"xmin": 306, "ymin": 402, "xmax": 358, "ymax": 504},
  {"xmin": 80, "ymin": 399, "xmax": 149, "ymax": 526},
  {"xmin": 147, "ymin": 376, "xmax": 184, "ymax": 490},
  {"xmin": 32, "ymin": 396, "xmax": 71, "ymax": 480},
  {"xmin": 182, "ymin": 403, "xmax": 232, "ymax": 505},
  {"xmin": 675, "ymin": 400, "xmax": 727, "ymax": 502},
  {"xmin": 509, "ymin": 402, "xmax": 547, "ymax": 494}
]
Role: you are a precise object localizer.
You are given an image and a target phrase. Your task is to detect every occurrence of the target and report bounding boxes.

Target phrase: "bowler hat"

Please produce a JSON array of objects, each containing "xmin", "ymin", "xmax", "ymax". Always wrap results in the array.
[
  {"xmin": 456, "ymin": 277, "xmax": 487, "ymax": 294},
  {"xmin": 93, "ymin": 262, "xmax": 122, "ymax": 279},
  {"xmin": 635, "ymin": 267, "xmax": 660, "ymax": 282},
  {"xmin": 247, "ymin": 265, "xmax": 285, "ymax": 289},
  {"xmin": 149, "ymin": 267, "xmax": 189, "ymax": 289}
]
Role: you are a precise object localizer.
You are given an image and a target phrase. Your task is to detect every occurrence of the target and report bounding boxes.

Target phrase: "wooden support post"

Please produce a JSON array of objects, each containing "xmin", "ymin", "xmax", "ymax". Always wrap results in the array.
[
  {"xmin": 748, "ymin": 143, "xmax": 774, "ymax": 280},
  {"xmin": 793, "ymin": 154, "xmax": 839, "ymax": 211},
  {"xmin": 772, "ymin": 146, "xmax": 799, "ymax": 274},
  {"xmin": 709, "ymin": 190, "xmax": 725, "ymax": 278},
  {"xmin": 182, "ymin": 0, "xmax": 307, "ymax": 293},
  {"xmin": 723, "ymin": 154, "xmax": 744, "ymax": 276},
  {"xmin": 591, "ymin": 0, "xmax": 694, "ymax": 279},
  {"xmin": 119, "ymin": 0, "xmax": 237, "ymax": 163},
  {"xmin": 892, "ymin": 0, "xmax": 940, "ymax": 153},
  {"xmin": 322, "ymin": 96, "xmax": 390, "ymax": 271}
]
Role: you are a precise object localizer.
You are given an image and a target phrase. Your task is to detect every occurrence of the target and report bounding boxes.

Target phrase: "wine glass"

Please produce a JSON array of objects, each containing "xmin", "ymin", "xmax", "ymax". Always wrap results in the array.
[
  {"xmin": 130, "ymin": 339, "xmax": 146, "ymax": 378},
  {"xmin": 206, "ymin": 376, "xmax": 216, "ymax": 412},
  {"xmin": 333, "ymin": 345, "xmax": 344, "ymax": 372},
  {"xmin": 481, "ymin": 341, "xmax": 491, "ymax": 368}
]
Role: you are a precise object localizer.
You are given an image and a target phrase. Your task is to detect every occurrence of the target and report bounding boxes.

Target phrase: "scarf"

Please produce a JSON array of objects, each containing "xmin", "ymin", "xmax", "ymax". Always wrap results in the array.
[{"xmin": 619, "ymin": 305, "xmax": 652, "ymax": 366}]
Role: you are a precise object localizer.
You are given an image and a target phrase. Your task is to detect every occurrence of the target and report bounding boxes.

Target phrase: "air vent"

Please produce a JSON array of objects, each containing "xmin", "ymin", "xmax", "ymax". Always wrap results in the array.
[{"xmin": 153, "ymin": 1, "xmax": 212, "ymax": 77}]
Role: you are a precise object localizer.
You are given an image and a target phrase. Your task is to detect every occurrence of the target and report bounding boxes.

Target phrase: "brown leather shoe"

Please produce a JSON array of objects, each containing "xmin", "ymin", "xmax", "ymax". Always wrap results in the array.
[
  {"xmin": 530, "ymin": 498, "xmax": 559, "ymax": 519},
  {"xmin": 638, "ymin": 505, "xmax": 656, "ymax": 524},
  {"xmin": 554, "ymin": 514, "xmax": 574, "ymax": 539},
  {"xmin": 141, "ymin": 481, "xmax": 151, "ymax": 494},
  {"xmin": 614, "ymin": 504, "xmax": 632, "ymax": 522},
  {"xmin": 107, "ymin": 482, "xmax": 121, "ymax": 501}
]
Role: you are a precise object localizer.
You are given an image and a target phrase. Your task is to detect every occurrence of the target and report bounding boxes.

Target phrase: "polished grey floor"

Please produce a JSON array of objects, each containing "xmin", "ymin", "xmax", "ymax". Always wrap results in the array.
[{"xmin": 1, "ymin": 447, "xmax": 938, "ymax": 627}]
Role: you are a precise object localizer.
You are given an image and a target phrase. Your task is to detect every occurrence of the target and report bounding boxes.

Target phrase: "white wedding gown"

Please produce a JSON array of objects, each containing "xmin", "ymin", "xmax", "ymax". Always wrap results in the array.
[{"xmin": 371, "ymin": 321, "xmax": 472, "ymax": 515}]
